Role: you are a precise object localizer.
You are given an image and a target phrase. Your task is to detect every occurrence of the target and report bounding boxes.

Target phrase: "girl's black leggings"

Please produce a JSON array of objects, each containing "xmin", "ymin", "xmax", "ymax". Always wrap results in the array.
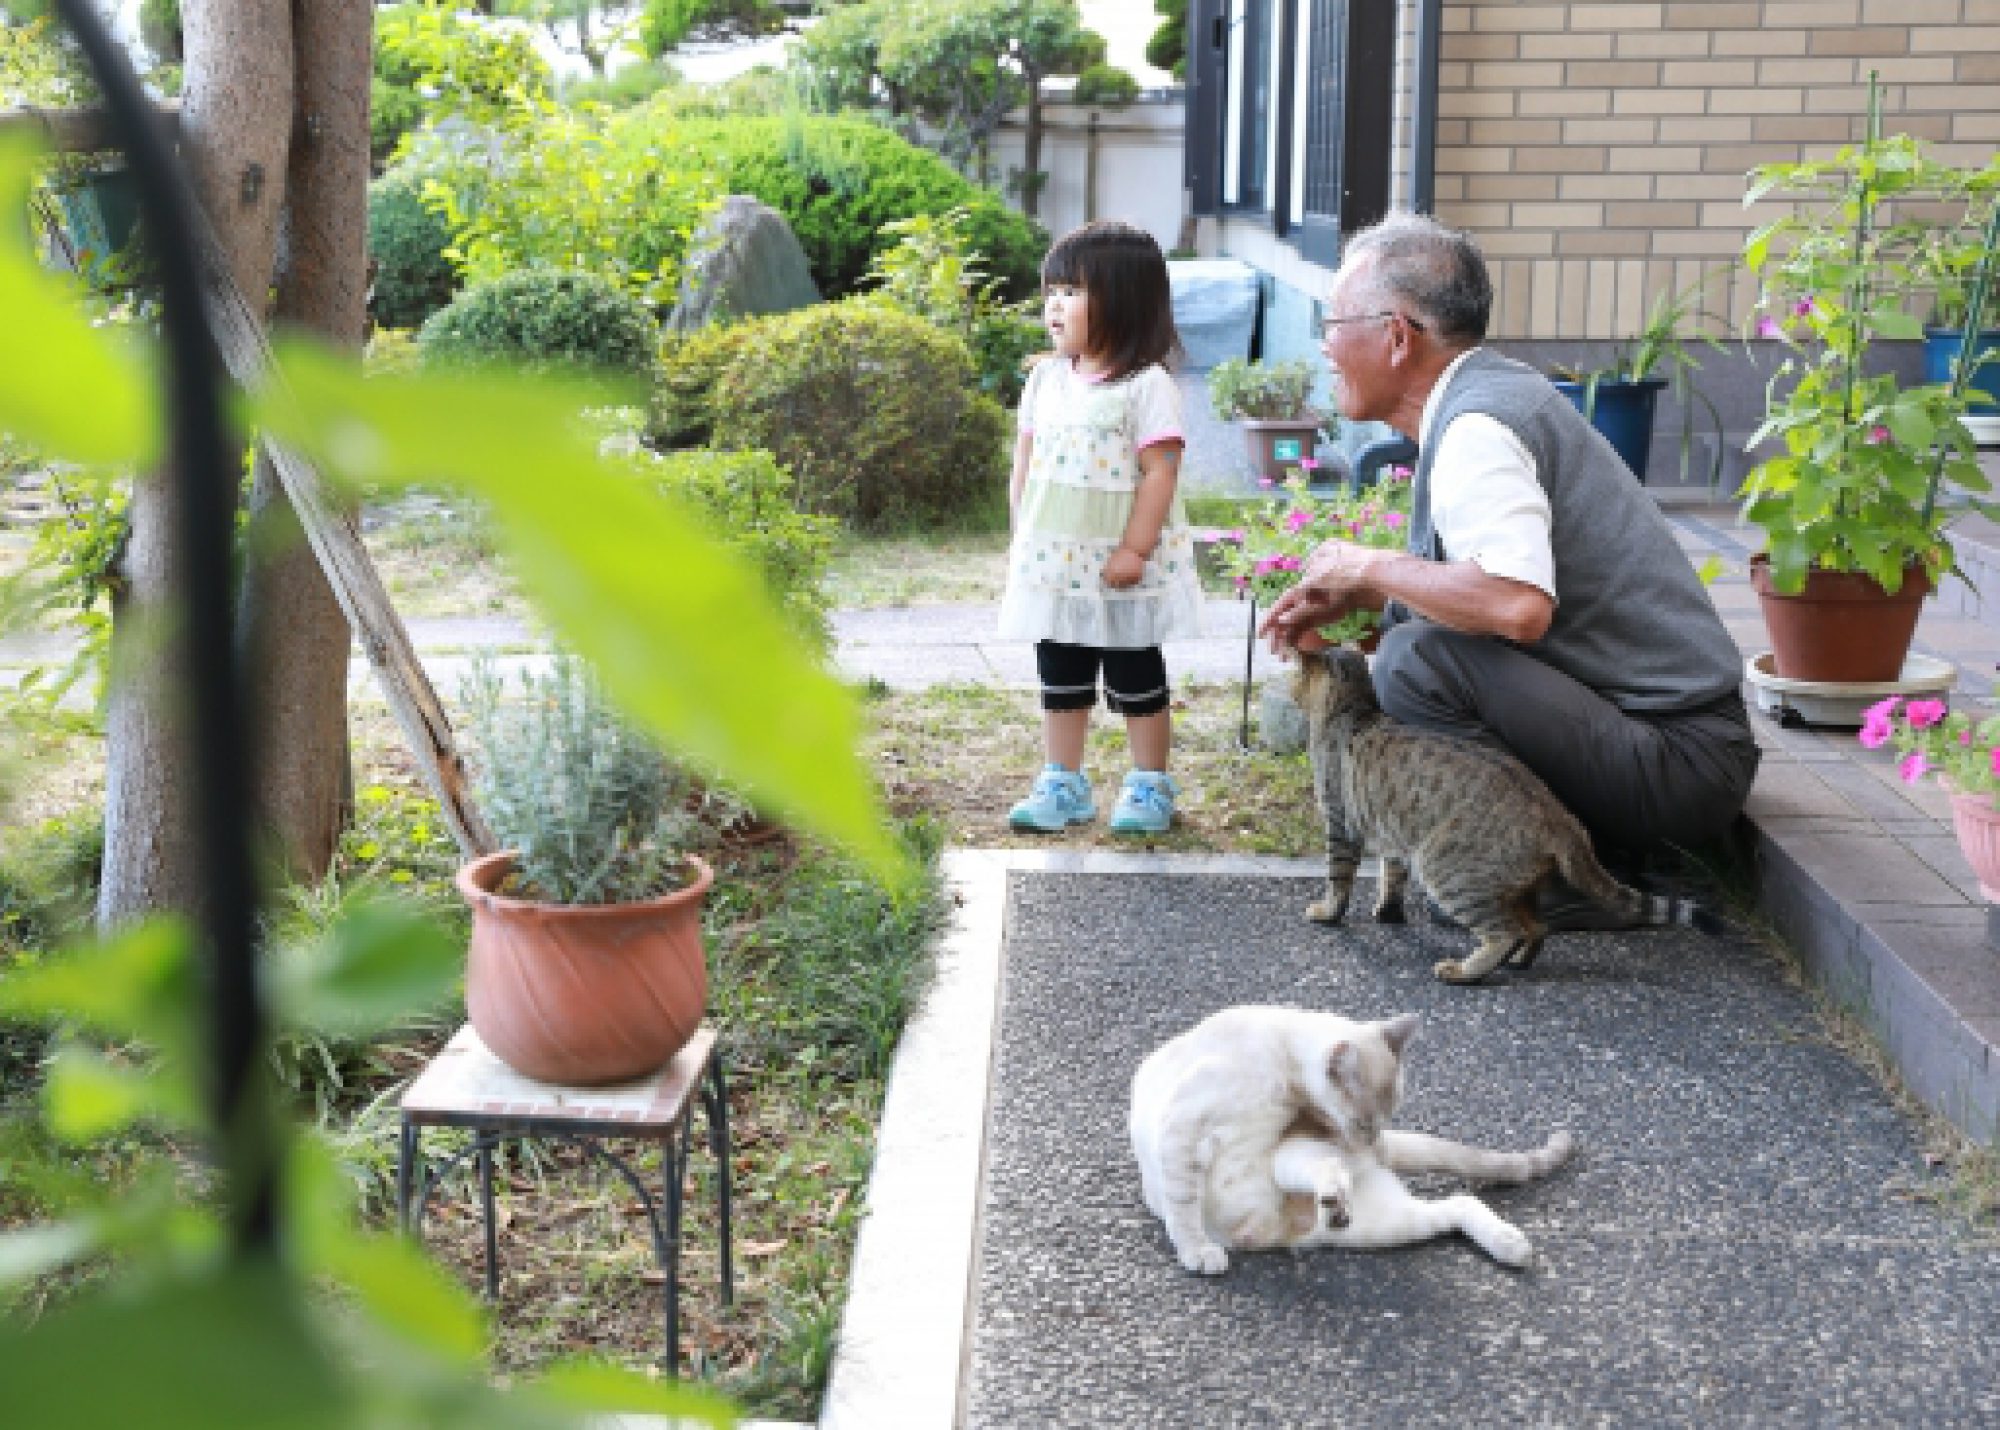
[{"xmin": 1035, "ymin": 641, "xmax": 1170, "ymax": 716}]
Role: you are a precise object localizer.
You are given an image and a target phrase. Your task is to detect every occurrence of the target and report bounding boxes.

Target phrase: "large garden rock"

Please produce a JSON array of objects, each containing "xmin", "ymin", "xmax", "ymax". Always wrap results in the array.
[{"xmin": 666, "ymin": 195, "xmax": 820, "ymax": 333}]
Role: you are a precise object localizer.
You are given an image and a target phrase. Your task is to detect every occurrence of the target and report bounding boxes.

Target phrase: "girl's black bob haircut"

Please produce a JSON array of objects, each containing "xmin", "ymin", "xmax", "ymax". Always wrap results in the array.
[{"xmin": 1041, "ymin": 220, "xmax": 1182, "ymax": 382}]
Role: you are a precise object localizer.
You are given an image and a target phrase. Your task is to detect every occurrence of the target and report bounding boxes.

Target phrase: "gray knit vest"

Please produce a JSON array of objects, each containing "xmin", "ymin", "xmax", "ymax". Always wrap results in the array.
[{"xmin": 1400, "ymin": 350, "xmax": 1742, "ymax": 714}]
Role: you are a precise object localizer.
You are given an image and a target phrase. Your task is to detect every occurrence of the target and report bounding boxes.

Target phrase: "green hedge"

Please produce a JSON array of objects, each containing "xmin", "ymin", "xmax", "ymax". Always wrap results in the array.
[
  {"xmin": 366, "ymin": 163, "xmax": 460, "ymax": 331},
  {"xmin": 656, "ymin": 300, "xmax": 1010, "ymax": 530},
  {"xmin": 644, "ymin": 112, "xmax": 1047, "ymax": 300},
  {"xmin": 418, "ymin": 268, "xmax": 660, "ymax": 381}
]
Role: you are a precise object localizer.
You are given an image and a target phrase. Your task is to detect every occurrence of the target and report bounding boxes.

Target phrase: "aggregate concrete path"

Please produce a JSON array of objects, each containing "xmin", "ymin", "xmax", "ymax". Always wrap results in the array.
[{"xmin": 965, "ymin": 871, "xmax": 2000, "ymax": 1427}]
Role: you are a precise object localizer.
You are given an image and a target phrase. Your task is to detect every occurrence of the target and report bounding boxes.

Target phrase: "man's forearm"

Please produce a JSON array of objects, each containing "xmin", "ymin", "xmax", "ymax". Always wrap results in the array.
[{"xmin": 1361, "ymin": 551, "xmax": 1553, "ymax": 644}]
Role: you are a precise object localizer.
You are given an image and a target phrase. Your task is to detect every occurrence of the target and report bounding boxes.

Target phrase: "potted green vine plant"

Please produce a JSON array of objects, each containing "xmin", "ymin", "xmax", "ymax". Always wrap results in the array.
[
  {"xmin": 456, "ymin": 652, "xmax": 717, "ymax": 1086},
  {"xmin": 1550, "ymin": 271, "xmax": 1727, "ymax": 485},
  {"xmin": 1217, "ymin": 464, "xmax": 1414, "ymax": 651},
  {"xmin": 1207, "ymin": 356, "xmax": 1326, "ymax": 482},
  {"xmin": 1861, "ymin": 693, "xmax": 2000, "ymax": 902},
  {"xmin": 1738, "ymin": 77, "xmax": 2000, "ymax": 683}
]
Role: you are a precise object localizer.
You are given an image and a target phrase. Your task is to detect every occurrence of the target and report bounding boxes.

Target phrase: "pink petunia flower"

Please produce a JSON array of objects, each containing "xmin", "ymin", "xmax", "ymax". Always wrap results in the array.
[
  {"xmin": 1792, "ymin": 297, "xmax": 1815, "ymax": 317},
  {"xmin": 1867, "ymin": 424, "xmax": 1891, "ymax": 445},
  {"xmin": 1858, "ymin": 718, "xmax": 1893, "ymax": 749},
  {"xmin": 1898, "ymin": 752, "xmax": 1931, "ymax": 784},
  {"xmin": 1906, "ymin": 698, "xmax": 1948, "ymax": 728},
  {"xmin": 1990, "ymin": 745, "xmax": 2000, "ymax": 780},
  {"xmin": 1862, "ymin": 695, "xmax": 1904, "ymax": 722},
  {"xmin": 1962, "ymin": 728, "xmax": 1975, "ymax": 747},
  {"xmin": 1226, "ymin": 528, "xmax": 1246, "ymax": 542},
  {"xmin": 1299, "ymin": 457, "xmax": 1319, "ymax": 472},
  {"xmin": 1385, "ymin": 511, "xmax": 1406, "ymax": 528},
  {"xmin": 1757, "ymin": 315, "xmax": 1784, "ymax": 339},
  {"xmin": 1286, "ymin": 509, "xmax": 1314, "ymax": 533}
]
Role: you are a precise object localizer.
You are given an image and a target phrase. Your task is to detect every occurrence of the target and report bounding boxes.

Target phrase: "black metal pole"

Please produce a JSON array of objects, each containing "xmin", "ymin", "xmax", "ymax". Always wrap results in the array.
[{"xmin": 52, "ymin": 0, "xmax": 273, "ymax": 1254}]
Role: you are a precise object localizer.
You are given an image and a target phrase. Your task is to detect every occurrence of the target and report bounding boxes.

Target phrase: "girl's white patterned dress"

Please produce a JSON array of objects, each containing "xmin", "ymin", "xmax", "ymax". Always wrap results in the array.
[{"xmin": 998, "ymin": 357, "xmax": 1205, "ymax": 649}]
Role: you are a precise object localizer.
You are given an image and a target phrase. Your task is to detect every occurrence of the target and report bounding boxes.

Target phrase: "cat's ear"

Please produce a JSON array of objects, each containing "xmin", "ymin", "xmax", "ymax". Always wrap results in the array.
[
  {"xmin": 1324, "ymin": 1040, "xmax": 1354, "ymax": 1077},
  {"xmin": 1379, "ymin": 1012, "xmax": 1420, "ymax": 1056}
]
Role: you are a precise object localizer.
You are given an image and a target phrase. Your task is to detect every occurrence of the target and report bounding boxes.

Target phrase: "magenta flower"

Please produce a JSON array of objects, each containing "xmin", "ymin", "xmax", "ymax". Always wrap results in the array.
[
  {"xmin": 1258, "ymin": 477, "xmax": 1275, "ymax": 489},
  {"xmin": 1757, "ymin": 315, "xmax": 1783, "ymax": 339},
  {"xmin": 1347, "ymin": 520, "xmax": 1363, "ymax": 536},
  {"xmin": 1792, "ymin": 297, "xmax": 1815, "ymax": 317},
  {"xmin": 1276, "ymin": 555, "xmax": 1302, "ymax": 572},
  {"xmin": 1898, "ymin": 752, "xmax": 1931, "ymax": 784},
  {"xmin": 1388, "ymin": 465, "xmax": 1412, "ymax": 481},
  {"xmin": 1226, "ymin": 528, "xmax": 1245, "ymax": 542},
  {"xmin": 1862, "ymin": 695, "xmax": 1903, "ymax": 722},
  {"xmin": 1858, "ymin": 717, "xmax": 1893, "ymax": 749},
  {"xmin": 1990, "ymin": 745, "xmax": 2000, "ymax": 780},
  {"xmin": 1867, "ymin": 424, "xmax": 1891, "ymax": 445},
  {"xmin": 1962, "ymin": 728, "xmax": 1975, "ymax": 747},
  {"xmin": 1299, "ymin": 457, "xmax": 1319, "ymax": 472},
  {"xmin": 1906, "ymin": 698, "xmax": 1948, "ymax": 729},
  {"xmin": 1385, "ymin": 511, "xmax": 1406, "ymax": 528},
  {"xmin": 1285, "ymin": 509, "xmax": 1314, "ymax": 533},
  {"xmin": 1253, "ymin": 555, "xmax": 1280, "ymax": 576}
]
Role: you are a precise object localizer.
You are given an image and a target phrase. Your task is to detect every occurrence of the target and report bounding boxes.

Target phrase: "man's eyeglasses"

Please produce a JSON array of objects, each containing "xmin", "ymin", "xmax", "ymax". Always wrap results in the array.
[{"xmin": 1320, "ymin": 310, "xmax": 1425, "ymax": 340}]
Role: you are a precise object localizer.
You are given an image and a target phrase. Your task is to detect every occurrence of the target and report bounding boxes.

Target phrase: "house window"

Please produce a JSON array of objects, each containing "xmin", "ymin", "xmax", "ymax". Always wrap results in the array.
[{"xmin": 1190, "ymin": 0, "xmax": 1392, "ymax": 245}]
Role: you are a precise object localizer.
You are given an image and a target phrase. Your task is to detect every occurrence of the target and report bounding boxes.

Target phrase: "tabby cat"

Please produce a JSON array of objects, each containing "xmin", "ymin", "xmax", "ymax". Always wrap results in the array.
[
  {"xmin": 1129, "ymin": 1005, "xmax": 1574, "ymax": 1274},
  {"xmin": 1295, "ymin": 646, "xmax": 1714, "ymax": 984}
]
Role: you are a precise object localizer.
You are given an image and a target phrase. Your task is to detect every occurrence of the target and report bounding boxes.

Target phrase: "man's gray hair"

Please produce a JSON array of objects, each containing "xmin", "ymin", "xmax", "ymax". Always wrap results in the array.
[{"xmin": 1341, "ymin": 212, "xmax": 1491, "ymax": 344}]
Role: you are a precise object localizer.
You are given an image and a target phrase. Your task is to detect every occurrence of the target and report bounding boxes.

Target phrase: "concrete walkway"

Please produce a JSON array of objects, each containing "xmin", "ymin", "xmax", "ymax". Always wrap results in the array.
[{"xmin": 824, "ymin": 853, "xmax": 2000, "ymax": 1428}]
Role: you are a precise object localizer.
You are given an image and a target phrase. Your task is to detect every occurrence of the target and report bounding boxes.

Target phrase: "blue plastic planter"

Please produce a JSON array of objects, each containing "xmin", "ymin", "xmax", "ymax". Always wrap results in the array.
[
  {"xmin": 1552, "ymin": 377, "xmax": 1666, "ymax": 482},
  {"xmin": 1924, "ymin": 328, "xmax": 2000, "ymax": 439}
]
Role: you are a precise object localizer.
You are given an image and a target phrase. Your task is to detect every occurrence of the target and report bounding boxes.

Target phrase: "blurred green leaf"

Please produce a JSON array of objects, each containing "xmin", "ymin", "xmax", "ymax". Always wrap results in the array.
[
  {"xmin": 43, "ymin": 1043, "xmax": 197, "ymax": 1141},
  {"xmin": 321, "ymin": 1232, "xmax": 489, "ymax": 1364},
  {"xmin": 257, "ymin": 340, "xmax": 904, "ymax": 883},
  {"xmin": 0, "ymin": 918, "xmax": 194, "ymax": 1061},
  {"xmin": 0, "ymin": 1261, "xmax": 352, "ymax": 1429},
  {"xmin": 531, "ymin": 1359, "xmax": 739, "ymax": 1424},
  {"xmin": 0, "ymin": 134, "xmax": 162, "ymax": 468},
  {"xmin": 268, "ymin": 898, "xmax": 460, "ymax": 1037}
]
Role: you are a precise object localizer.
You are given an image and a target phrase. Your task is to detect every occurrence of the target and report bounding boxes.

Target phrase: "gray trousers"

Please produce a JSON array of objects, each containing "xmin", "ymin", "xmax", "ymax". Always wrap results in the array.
[{"xmin": 1371, "ymin": 620, "xmax": 1761, "ymax": 852}]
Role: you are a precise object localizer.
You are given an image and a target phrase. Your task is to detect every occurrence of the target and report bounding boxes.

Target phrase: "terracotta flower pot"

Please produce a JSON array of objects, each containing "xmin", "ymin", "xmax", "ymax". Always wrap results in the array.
[
  {"xmin": 1947, "ymin": 790, "xmax": 2000, "ymax": 903},
  {"xmin": 1749, "ymin": 554, "xmax": 1929, "ymax": 684},
  {"xmin": 458, "ymin": 850, "xmax": 712, "ymax": 1086}
]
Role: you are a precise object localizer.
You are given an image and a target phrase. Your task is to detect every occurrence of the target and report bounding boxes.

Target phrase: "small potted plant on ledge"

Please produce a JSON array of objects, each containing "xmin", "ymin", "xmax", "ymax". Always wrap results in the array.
[
  {"xmin": 1862, "ymin": 693, "xmax": 2000, "ymax": 903},
  {"xmin": 1550, "ymin": 272, "xmax": 1727, "ymax": 485},
  {"xmin": 1738, "ymin": 76, "xmax": 2000, "ymax": 684},
  {"xmin": 1207, "ymin": 356, "xmax": 1326, "ymax": 483},
  {"xmin": 456, "ymin": 653, "xmax": 716, "ymax": 1086}
]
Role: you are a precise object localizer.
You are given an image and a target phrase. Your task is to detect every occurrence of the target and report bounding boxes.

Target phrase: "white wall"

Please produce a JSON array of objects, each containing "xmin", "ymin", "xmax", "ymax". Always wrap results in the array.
[{"xmin": 988, "ymin": 94, "xmax": 1186, "ymax": 253}]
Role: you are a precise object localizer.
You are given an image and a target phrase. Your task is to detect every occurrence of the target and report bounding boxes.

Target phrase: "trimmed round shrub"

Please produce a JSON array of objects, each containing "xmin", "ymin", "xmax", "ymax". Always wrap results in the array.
[
  {"xmin": 1071, "ymin": 64, "xmax": 1140, "ymax": 106},
  {"xmin": 699, "ymin": 300, "xmax": 1010, "ymax": 529},
  {"xmin": 418, "ymin": 268, "xmax": 661, "ymax": 380},
  {"xmin": 367, "ymin": 165, "xmax": 459, "ymax": 331},
  {"xmin": 650, "ymin": 113, "xmax": 1047, "ymax": 300}
]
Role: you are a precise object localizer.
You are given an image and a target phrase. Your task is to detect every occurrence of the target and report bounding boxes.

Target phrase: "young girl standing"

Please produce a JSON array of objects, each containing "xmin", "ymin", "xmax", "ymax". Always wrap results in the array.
[{"xmin": 998, "ymin": 220, "xmax": 1203, "ymax": 835}]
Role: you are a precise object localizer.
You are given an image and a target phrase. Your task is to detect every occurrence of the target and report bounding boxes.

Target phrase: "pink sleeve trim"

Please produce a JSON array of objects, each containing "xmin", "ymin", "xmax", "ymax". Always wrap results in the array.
[{"xmin": 1136, "ymin": 428, "xmax": 1186, "ymax": 451}]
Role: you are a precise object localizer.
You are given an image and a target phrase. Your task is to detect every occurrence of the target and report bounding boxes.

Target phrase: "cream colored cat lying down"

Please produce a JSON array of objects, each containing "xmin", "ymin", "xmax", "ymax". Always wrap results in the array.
[{"xmin": 1130, "ymin": 1005, "xmax": 1574, "ymax": 1274}]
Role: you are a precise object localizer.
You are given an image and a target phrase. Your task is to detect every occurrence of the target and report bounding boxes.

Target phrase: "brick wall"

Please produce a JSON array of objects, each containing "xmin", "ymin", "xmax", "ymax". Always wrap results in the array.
[{"xmin": 1432, "ymin": 0, "xmax": 2000, "ymax": 339}]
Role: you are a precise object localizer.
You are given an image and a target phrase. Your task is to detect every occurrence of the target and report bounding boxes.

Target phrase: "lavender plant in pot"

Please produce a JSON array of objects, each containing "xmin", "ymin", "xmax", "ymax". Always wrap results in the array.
[{"xmin": 457, "ymin": 652, "xmax": 717, "ymax": 1085}]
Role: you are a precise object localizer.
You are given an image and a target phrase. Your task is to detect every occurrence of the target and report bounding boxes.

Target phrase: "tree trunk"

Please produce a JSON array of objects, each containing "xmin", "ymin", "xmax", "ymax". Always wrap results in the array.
[
  {"xmin": 1022, "ymin": 78, "xmax": 1044, "ymax": 219},
  {"xmin": 234, "ymin": 0, "xmax": 370, "ymax": 884},
  {"xmin": 100, "ymin": 0, "xmax": 293, "ymax": 930}
]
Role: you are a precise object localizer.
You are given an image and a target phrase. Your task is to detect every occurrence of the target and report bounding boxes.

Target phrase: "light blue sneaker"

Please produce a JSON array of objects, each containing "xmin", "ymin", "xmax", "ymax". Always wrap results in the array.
[
  {"xmin": 1008, "ymin": 764, "xmax": 1096, "ymax": 832},
  {"xmin": 1109, "ymin": 770, "xmax": 1178, "ymax": 835}
]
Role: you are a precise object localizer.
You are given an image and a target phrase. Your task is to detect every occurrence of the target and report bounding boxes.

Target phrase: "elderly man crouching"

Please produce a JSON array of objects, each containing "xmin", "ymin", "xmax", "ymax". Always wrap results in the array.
[{"xmin": 1261, "ymin": 212, "xmax": 1758, "ymax": 924}]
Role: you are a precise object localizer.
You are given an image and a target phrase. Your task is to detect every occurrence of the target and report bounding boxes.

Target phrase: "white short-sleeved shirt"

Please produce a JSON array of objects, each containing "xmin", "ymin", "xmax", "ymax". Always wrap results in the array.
[
  {"xmin": 997, "ymin": 357, "xmax": 1205, "ymax": 649},
  {"xmin": 1417, "ymin": 350, "xmax": 1558, "ymax": 601}
]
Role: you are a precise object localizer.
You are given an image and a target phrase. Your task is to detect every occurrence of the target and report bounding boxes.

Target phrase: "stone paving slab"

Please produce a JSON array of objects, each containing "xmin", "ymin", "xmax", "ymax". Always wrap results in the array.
[{"xmin": 964, "ymin": 871, "xmax": 2000, "ymax": 1428}]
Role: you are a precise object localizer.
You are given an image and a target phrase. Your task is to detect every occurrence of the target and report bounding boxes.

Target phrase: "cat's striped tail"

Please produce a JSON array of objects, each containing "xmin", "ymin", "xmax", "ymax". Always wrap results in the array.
[{"xmin": 1554, "ymin": 846, "xmax": 1730, "ymax": 935}]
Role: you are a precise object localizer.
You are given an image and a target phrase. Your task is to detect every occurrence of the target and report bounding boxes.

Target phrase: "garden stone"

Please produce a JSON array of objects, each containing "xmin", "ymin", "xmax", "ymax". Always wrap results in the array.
[
  {"xmin": 1258, "ymin": 672, "xmax": 1309, "ymax": 755},
  {"xmin": 665, "ymin": 196, "xmax": 820, "ymax": 334}
]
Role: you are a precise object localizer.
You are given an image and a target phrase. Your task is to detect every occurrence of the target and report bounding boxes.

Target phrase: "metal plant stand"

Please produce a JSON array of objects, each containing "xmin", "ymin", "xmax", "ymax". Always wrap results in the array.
[{"xmin": 397, "ymin": 1023, "xmax": 734, "ymax": 1376}]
